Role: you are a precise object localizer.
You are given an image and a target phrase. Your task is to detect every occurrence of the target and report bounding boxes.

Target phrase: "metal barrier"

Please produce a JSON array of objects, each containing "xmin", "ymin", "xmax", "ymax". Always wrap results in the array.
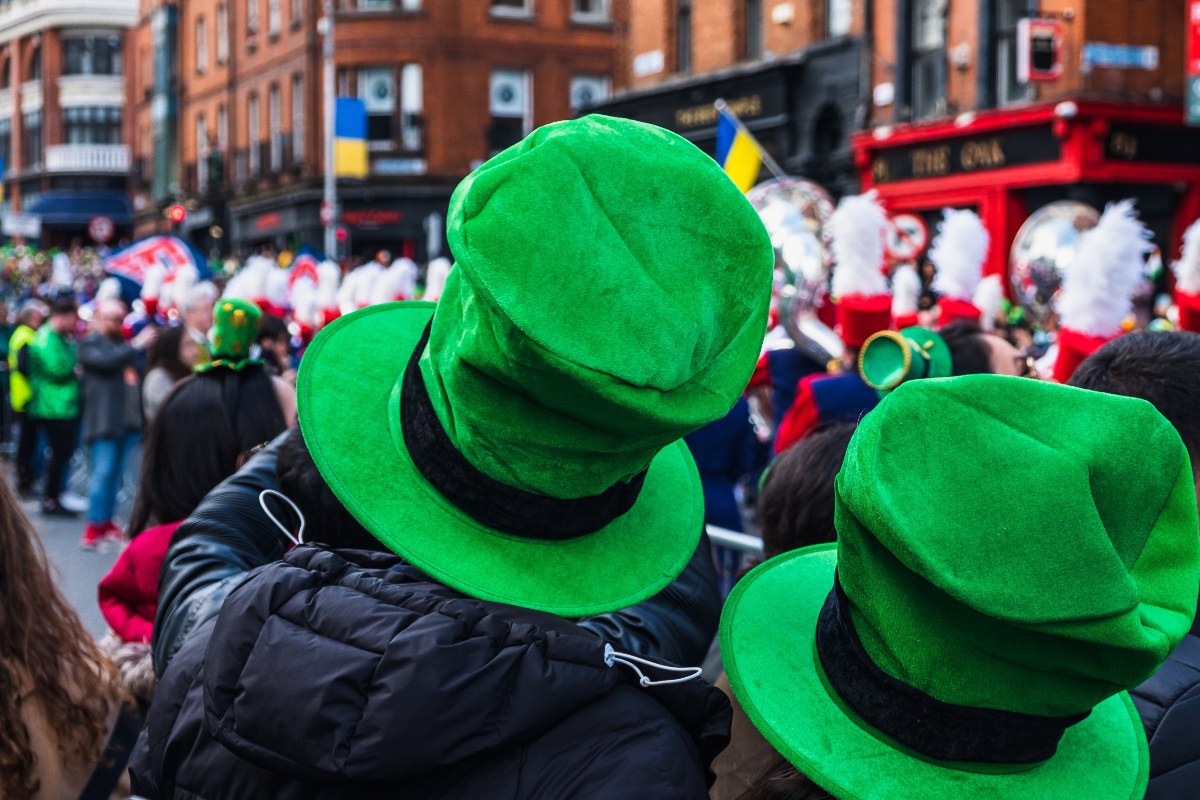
[{"xmin": 706, "ymin": 525, "xmax": 764, "ymax": 555}]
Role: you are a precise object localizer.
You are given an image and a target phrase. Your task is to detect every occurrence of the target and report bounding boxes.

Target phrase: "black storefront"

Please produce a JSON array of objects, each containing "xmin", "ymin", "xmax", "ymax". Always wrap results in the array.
[
  {"xmin": 592, "ymin": 37, "xmax": 864, "ymax": 197},
  {"xmin": 227, "ymin": 181, "xmax": 454, "ymax": 262}
]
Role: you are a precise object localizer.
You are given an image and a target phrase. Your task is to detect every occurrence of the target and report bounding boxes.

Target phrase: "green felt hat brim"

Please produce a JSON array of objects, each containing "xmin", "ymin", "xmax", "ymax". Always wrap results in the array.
[
  {"xmin": 297, "ymin": 302, "xmax": 705, "ymax": 617},
  {"xmin": 721, "ymin": 545, "xmax": 1149, "ymax": 800}
]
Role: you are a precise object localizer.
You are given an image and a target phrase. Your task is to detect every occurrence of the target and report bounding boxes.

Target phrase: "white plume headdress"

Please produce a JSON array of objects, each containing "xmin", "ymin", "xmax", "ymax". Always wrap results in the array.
[
  {"xmin": 829, "ymin": 191, "xmax": 889, "ymax": 298},
  {"xmin": 930, "ymin": 209, "xmax": 989, "ymax": 302},
  {"xmin": 1173, "ymin": 219, "xmax": 1200, "ymax": 295},
  {"xmin": 891, "ymin": 264, "xmax": 922, "ymax": 318},
  {"xmin": 1056, "ymin": 199, "xmax": 1152, "ymax": 337}
]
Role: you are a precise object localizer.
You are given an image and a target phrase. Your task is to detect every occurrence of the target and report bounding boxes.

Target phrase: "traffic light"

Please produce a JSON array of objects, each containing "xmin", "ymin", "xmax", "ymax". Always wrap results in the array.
[
  {"xmin": 167, "ymin": 204, "xmax": 187, "ymax": 224},
  {"xmin": 335, "ymin": 226, "xmax": 349, "ymax": 243}
]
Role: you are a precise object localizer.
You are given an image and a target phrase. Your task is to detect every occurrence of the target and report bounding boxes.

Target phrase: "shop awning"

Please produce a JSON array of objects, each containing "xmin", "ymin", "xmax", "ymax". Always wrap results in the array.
[{"xmin": 26, "ymin": 191, "xmax": 133, "ymax": 226}]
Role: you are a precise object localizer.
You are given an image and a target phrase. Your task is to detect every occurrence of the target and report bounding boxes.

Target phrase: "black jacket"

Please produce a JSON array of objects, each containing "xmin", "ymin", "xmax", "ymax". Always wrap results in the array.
[
  {"xmin": 1131, "ymin": 617, "xmax": 1200, "ymax": 799},
  {"xmin": 78, "ymin": 333, "xmax": 141, "ymax": 442},
  {"xmin": 131, "ymin": 546, "xmax": 730, "ymax": 798},
  {"xmin": 152, "ymin": 433, "xmax": 722, "ymax": 677}
]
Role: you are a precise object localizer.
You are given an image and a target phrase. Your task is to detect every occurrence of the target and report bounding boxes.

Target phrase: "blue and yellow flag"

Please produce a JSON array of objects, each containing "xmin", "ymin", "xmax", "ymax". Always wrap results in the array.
[
  {"xmin": 715, "ymin": 106, "xmax": 763, "ymax": 193},
  {"xmin": 335, "ymin": 98, "xmax": 369, "ymax": 180}
]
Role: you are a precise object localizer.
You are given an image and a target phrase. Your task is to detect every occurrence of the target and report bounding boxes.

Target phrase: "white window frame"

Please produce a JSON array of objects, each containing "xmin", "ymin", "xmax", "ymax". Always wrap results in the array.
[
  {"xmin": 569, "ymin": 74, "xmax": 610, "ymax": 113},
  {"xmin": 268, "ymin": 0, "xmax": 281, "ymax": 35},
  {"xmin": 216, "ymin": 5, "xmax": 229, "ymax": 63},
  {"xmin": 195, "ymin": 17, "xmax": 208, "ymax": 74},
  {"xmin": 247, "ymin": 0, "xmax": 260, "ymax": 33},
  {"xmin": 570, "ymin": 0, "xmax": 609, "ymax": 22},
  {"xmin": 248, "ymin": 93, "xmax": 260, "ymax": 173},
  {"xmin": 399, "ymin": 62, "xmax": 422, "ymax": 152},
  {"xmin": 196, "ymin": 113, "xmax": 209, "ymax": 191},
  {"xmin": 827, "ymin": 0, "xmax": 851, "ymax": 37},
  {"xmin": 490, "ymin": 0, "xmax": 533, "ymax": 19}
]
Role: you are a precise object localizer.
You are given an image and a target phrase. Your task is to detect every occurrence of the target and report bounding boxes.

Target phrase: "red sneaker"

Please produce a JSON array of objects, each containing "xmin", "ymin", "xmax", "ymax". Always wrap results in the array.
[
  {"xmin": 80, "ymin": 523, "xmax": 106, "ymax": 550},
  {"xmin": 101, "ymin": 521, "xmax": 126, "ymax": 551}
]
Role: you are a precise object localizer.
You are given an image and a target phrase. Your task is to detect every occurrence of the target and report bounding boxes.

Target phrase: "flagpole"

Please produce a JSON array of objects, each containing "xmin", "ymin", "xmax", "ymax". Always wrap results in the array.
[
  {"xmin": 714, "ymin": 98, "xmax": 788, "ymax": 181},
  {"xmin": 321, "ymin": 0, "xmax": 337, "ymax": 259}
]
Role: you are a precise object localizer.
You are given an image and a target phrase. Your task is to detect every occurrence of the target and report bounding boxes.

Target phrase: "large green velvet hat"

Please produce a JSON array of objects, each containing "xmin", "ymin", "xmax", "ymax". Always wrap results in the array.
[
  {"xmin": 298, "ymin": 115, "xmax": 774, "ymax": 616},
  {"xmin": 857, "ymin": 326, "xmax": 951, "ymax": 395},
  {"xmin": 722, "ymin": 375, "xmax": 1199, "ymax": 799}
]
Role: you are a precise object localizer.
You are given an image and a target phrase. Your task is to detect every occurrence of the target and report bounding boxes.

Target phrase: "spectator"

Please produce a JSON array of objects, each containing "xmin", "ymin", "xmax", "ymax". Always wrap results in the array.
[
  {"xmin": 28, "ymin": 298, "xmax": 80, "ymax": 517},
  {"xmin": 1071, "ymin": 331, "xmax": 1200, "ymax": 800},
  {"xmin": 255, "ymin": 313, "xmax": 296, "ymax": 384},
  {"xmin": 180, "ymin": 282, "xmax": 218, "ymax": 366},
  {"xmin": 720, "ymin": 375, "xmax": 1198, "ymax": 800},
  {"xmin": 141, "ymin": 325, "xmax": 199, "ymax": 425},
  {"xmin": 9, "ymin": 300, "xmax": 46, "ymax": 496},
  {"xmin": 0, "ymin": 474, "xmax": 126, "ymax": 799},
  {"xmin": 78, "ymin": 299, "xmax": 159, "ymax": 548}
]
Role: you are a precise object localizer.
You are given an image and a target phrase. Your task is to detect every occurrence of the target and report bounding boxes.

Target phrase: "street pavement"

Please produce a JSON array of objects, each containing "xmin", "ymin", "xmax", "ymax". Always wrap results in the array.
[{"xmin": 28, "ymin": 493, "xmax": 121, "ymax": 640}]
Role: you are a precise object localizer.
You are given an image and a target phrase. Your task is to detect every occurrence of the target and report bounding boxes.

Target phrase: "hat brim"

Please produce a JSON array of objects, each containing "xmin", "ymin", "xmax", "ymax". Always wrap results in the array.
[
  {"xmin": 297, "ymin": 302, "xmax": 705, "ymax": 617},
  {"xmin": 720, "ymin": 545, "xmax": 1148, "ymax": 800}
]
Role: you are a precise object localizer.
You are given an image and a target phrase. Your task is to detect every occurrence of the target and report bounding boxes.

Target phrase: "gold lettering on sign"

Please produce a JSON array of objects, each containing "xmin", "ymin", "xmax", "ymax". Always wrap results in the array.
[
  {"xmin": 871, "ymin": 157, "xmax": 892, "ymax": 183},
  {"xmin": 675, "ymin": 95, "xmax": 763, "ymax": 129},
  {"xmin": 960, "ymin": 138, "xmax": 1006, "ymax": 171},
  {"xmin": 1110, "ymin": 132, "xmax": 1138, "ymax": 160},
  {"xmin": 910, "ymin": 146, "xmax": 951, "ymax": 178}
]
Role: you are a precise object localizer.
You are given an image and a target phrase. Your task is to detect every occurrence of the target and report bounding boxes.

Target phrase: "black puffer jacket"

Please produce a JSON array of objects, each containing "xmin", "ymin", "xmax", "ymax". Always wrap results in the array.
[
  {"xmin": 152, "ymin": 433, "xmax": 722, "ymax": 676},
  {"xmin": 131, "ymin": 546, "xmax": 731, "ymax": 798},
  {"xmin": 1131, "ymin": 617, "xmax": 1200, "ymax": 799}
]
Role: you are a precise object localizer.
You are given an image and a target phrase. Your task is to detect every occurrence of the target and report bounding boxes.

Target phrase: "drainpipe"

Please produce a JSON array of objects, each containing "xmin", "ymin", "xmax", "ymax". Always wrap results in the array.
[{"xmin": 978, "ymin": 0, "xmax": 996, "ymax": 110}]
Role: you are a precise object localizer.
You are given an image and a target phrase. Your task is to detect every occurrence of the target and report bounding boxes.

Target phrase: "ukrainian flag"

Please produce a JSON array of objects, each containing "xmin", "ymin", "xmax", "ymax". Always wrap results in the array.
[
  {"xmin": 335, "ymin": 98, "xmax": 369, "ymax": 180},
  {"xmin": 715, "ymin": 106, "xmax": 763, "ymax": 193}
]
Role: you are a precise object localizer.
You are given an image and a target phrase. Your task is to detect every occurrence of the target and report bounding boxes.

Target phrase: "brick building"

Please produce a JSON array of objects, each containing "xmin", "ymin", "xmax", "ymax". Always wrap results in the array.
[
  {"xmin": 0, "ymin": 0, "xmax": 137, "ymax": 246},
  {"xmin": 130, "ymin": 0, "xmax": 621, "ymax": 258},
  {"xmin": 598, "ymin": 0, "xmax": 1200, "ymax": 280}
]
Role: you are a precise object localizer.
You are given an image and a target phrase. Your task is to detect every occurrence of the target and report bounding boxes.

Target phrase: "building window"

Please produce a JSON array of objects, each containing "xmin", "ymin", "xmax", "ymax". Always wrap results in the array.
[
  {"xmin": 487, "ymin": 68, "xmax": 530, "ymax": 155},
  {"xmin": 0, "ymin": 118, "xmax": 11, "ymax": 174},
  {"xmin": 197, "ymin": 113, "xmax": 209, "ymax": 191},
  {"xmin": 291, "ymin": 74, "xmax": 304, "ymax": 161},
  {"xmin": 217, "ymin": 103, "xmax": 228, "ymax": 151},
  {"xmin": 743, "ymin": 0, "xmax": 762, "ymax": 59},
  {"xmin": 196, "ymin": 18, "xmax": 208, "ymax": 74},
  {"xmin": 569, "ymin": 74, "xmax": 610, "ymax": 113},
  {"xmin": 358, "ymin": 67, "xmax": 395, "ymax": 147},
  {"xmin": 996, "ymin": 0, "xmax": 1034, "ymax": 106},
  {"xmin": 911, "ymin": 0, "xmax": 946, "ymax": 119},
  {"xmin": 28, "ymin": 45, "xmax": 41, "ymax": 81},
  {"xmin": 399, "ymin": 63, "xmax": 422, "ymax": 152},
  {"xmin": 217, "ymin": 4, "xmax": 229, "ymax": 63},
  {"xmin": 268, "ymin": 0, "xmax": 281, "ymax": 35},
  {"xmin": 1, "ymin": 57, "xmax": 9, "ymax": 89},
  {"xmin": 827, "ymin": 0, "xmax": 851, "ymax": 37},
  {"xmin": 22, "ymin": 110, "xmax": 42, "ymax": 168},
  {"xmin": 357, "ymin": 0, "xmax": 394, "ymax": 8},
  {"xmin": 63, "ymin": 106, "xmax": 123, "ymax": 144},
  {"xmin": 247, "ymin": 0, "xmax": 260, "ymax": 33},
  {"xmin": 676, "ymin": 0, "xmax": 692, "ymax": 74},
  {"xmin": 571, "ymin": 0, "xmax": 609, "ymax": 22},
  {"xmin": 248, "ymin": 93, "xmax": 260, "ymax": 173},
  {"xmin": 290, "ymin": 0, "xmax": 301, "ymax": 25},
  {"xmin": 490, "ymin": 0, "xmax": 532, "ymax": 18},
  {"xmin": 63, "ymin": 34, "xmax": 123, "ymax": 76},
  {"xmin": 269, "ymin": 84, "xmax": 281, "ymax": 170}
]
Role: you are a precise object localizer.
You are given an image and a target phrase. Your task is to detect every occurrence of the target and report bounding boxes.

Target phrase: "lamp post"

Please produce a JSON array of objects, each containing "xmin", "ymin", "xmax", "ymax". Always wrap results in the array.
[{"xmin": 320, "ymin": 0, "xmax": 337, "ymax": 258}]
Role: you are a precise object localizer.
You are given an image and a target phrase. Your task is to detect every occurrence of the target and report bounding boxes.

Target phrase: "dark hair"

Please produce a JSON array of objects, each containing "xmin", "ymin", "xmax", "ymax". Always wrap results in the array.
[
  {"xmin": 1070, "ymin": 332, "xmax": 1200, "ymax": 469},
  {"xmin": 145, "ymin": 325, "xmax": 192, "ymax": 382},
  {"xmin": 758, "ymin": 422, "xmax": 856, "ymax": 560},
  {"xmin": 939, "ymin": 321, "xmax": 992, "ymax": 376},
  {"xmin": 128, "ymin": 365, "xmax": 289, "ymax": 535},
  {"xmin": 47, "ymin": 298, "xmax": 77, "ymax": 316},
  {"xmin": 257, "ymin": 314, "xmax": 288, "ymax": 344},
  {"xmin": 274, "ymin": 426, "xmax": 384, "ymax": 551},
  {"xmin": 736, "ymin": 756, "xmax": 834, "ymax": 800}
]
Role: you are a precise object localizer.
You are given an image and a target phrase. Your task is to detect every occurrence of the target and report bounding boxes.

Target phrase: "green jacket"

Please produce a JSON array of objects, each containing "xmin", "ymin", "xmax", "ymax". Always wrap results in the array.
[
  {"xmin": 8, "ymin": 324, "xmax": 37, "ymax": 413},
  {"xmin": 28, "ymin": 326, "xmax": 79, "ymax": 421}
]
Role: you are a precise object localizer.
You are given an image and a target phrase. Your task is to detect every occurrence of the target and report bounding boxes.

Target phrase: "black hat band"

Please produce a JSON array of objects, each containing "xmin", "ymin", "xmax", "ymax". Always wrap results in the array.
[
  {"xmin": 400, "ymin": 321, "xmax": 648, "ymax": 541},
  {"xmin": 815, "ymin": 575, "xmax": 1088, "ymax": 765}
]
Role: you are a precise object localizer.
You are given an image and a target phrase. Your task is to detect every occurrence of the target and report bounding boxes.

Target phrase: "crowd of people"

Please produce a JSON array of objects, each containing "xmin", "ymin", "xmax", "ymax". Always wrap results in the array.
[{"xmin": 0, "ymin": 114, "xmax": 1198, "ymax": 799}]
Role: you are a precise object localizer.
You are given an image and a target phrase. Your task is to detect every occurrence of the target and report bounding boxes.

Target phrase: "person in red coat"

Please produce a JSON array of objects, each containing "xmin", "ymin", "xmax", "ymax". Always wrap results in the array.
[{"xmin": 98, "ymin": 521, "xmax": 182, "ymax": 643}]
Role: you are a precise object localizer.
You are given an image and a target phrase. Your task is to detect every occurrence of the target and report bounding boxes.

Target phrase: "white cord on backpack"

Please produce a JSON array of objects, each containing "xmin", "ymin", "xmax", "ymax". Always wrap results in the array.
[
  {"xmin": 603, "ymin": 643, "xmax": 704, "ymax": 687},
  {"xmin": 259, "ymin": 489, "xmax": 307, "ymax": 546}
]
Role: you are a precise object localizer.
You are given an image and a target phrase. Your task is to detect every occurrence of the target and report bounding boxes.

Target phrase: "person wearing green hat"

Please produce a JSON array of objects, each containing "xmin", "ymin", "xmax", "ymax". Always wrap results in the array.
[
  {"xmin": 131, "ymin": 114, "xmax": 774, "ymax": 797},
  {"xmin": 718, "ymin": 375, "xmax": 1199, "ymax": 799}
]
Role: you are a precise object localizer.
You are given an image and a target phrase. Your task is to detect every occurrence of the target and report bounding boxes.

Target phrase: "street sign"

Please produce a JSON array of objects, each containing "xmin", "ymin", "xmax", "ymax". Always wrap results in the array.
[
  {"xmin": 886, "ymin": 213, "xmax": 929, "ymax": 261},
  {"xmin": 1017, "ymin": 19, "xmax": 1065, "ymax": 83},
  {"xmin": 2, "ymin": 212, "xmax": 41, "ymax": 239},
  {"xmin": 1081, "ymin": 42, "xmax": 1159, "ymax": 71},
  {"xmin": 88, "ymin": 215, "xmax": 114, "ymax": 243}
]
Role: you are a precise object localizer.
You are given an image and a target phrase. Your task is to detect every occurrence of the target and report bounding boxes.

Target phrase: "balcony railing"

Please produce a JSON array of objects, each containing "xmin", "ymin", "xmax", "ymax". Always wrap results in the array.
[{"xmin": 44, "ymin": 143, "xmax": 130, "ymax": 173}]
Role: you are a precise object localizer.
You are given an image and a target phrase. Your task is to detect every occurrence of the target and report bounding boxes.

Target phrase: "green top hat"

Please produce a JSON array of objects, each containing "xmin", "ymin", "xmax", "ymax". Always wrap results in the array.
[
  {"xmin": 857, "ymin": 326, "xmax": 951, "ymax": 395},
  {"xmin": 722, "ymin": 375, "xmax": 1199, "ymax": 799},
  {"xmin": 196, "ymin": 298, "xmax": 262, "ymax": 373},
  {"xmin": 297, "ymin": 115, "xmax": 774, "ymax": 616}
]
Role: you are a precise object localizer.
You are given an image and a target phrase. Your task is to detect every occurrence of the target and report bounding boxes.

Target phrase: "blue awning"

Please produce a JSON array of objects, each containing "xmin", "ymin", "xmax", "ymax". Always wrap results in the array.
[{"xmin": 26, "ymin": 191, "xmax": 133, "ymax": 226}]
